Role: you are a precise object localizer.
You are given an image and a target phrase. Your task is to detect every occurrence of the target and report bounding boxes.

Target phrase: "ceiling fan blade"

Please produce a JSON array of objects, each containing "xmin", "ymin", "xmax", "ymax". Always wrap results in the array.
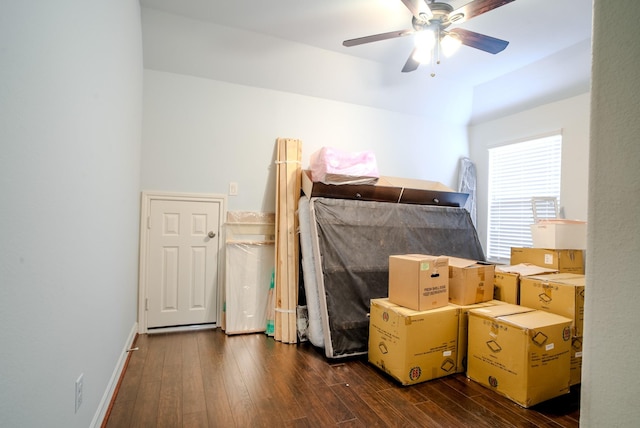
[
  {"xmin": 401, "ymin": 48, "xmax": 420, "ymax": 72},
  {"xmin": 343, "ymin": 29, "xmax": 414, "ymax": 47},
  {"xmin": 400, "ymin": 0, "xmax": 433, "ymax": 20},
  {"xmin": 450, "ymin": 0, "xmax": 517, "ymax": 24},
  {"xmin": 449, "ymin": 28, "xmax": 509, "ymax": 54}
]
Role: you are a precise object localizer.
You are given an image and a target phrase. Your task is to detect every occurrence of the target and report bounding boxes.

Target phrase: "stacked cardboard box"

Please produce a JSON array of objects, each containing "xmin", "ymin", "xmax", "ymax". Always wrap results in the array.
[
  {"xmin": 374, "ymin": 255, "xmax": 456, "ymax": 385},
  {"xmin": 500, "ymin": 248, "xmax": 586, "ymax": 386},
  {"xmin": 369, "ymin": 252, "xmax": 578, "ymax": 408},
  {"xmin": 448, "ymin": 257, "xmax": 495, "ymax": 305},
  {"xmin": 510, "ymin": 247, "xmax": 584, "ymax": 274},
  {"xmin": 449, "ymin": 300, "xmax": 506, "ymax": 374},
  {"xmin": 388, "ymin": 254, "xmax": 449, "ymax": 311},
  {"xmin": 493, "ymin": 270, "xmax": 520, "ymax": 304},
  {"xmin": 519, "ymin": 273, "xmax": 585, "ymax": 386},
  {"xmin": 466, "ymin": 303, "xmax": 573, "ymax": 407},
  {"xmin": 493, "ymin": 264, "xmax": 558, "ymax": 304},
  {"xmin": 371, "ymin": 254, "xmax": 499, "ymax": 385},
  {"xmin": 368, "ymin": 298, "xmax": 459, "ymax": 385}
]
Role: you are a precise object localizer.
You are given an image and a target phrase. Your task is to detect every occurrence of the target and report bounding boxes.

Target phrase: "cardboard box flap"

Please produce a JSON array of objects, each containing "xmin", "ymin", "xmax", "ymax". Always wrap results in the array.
[
  {"xmin": 536, "ymin": 219, "xmax": 586, "ymax": 225},
  {"xmin": 470, "ymin": 303, "xmax": 534, "ymax": 319},
  {"xmin": 448, "ymin": 257, "xmax": 481, "ymax": 269},
  {"xmin": 495, "ymin": 263, "xmax": 558, "ymax": 276},
  {"xmin": 500, "ymin": 310, "xmax": 573, "ymax": 329},
  {"xmin": 397, "ymin": 254, "xmax": 447, "ymax": 262},
  {"xmin": 388, "ymin": 302, "xmax": 459, "ymax": 318},
  {"xmin": 525, "ymin": 273, "xmax": 585, "ymax": 286}
]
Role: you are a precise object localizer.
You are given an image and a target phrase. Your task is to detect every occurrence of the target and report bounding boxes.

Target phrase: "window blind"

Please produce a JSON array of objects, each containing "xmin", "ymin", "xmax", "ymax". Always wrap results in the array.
[{"xmin": 487, "ymin": 134, "xmax": 562, "ymax": 262}]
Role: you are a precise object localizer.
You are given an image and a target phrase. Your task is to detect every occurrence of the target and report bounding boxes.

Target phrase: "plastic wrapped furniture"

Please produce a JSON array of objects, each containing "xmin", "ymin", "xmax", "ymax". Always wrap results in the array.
[
  {"xmin": 223, "ymin": 213, "xmax": 275, "ymax": 334},
  {"xmin": 299, "ymin": 197, "xmax": 485, "ymax": 358}
]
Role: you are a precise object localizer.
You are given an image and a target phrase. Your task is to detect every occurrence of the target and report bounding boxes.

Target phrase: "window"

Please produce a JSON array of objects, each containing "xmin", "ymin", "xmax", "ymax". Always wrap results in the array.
[{"xmin": 486, "ymin": 133, "xmax": 562, "ymax": 262}]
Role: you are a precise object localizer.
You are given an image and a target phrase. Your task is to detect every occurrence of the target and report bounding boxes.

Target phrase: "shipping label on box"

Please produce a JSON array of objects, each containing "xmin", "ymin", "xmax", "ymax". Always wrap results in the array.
[
  {"xmin": 447, "ymin": 257, "xmax": 495, "ymax": 305},
  {"xmin": 519, "ymin": 273, "xmax": 585, "ymax": 337},
  {"xmin": 510, "ymin": 248, "xmax": 584, "ymax": 274},
  {"xmin": 368, "ymin": 299, "xmax": 459, "ymax": 385},
  {"xmin": 388, "ymin": 254, "xmax": 449, "ymax": 311},
  {"xmin": 466, "ymin": 305, "xmax": 572, "ymax": 408}
]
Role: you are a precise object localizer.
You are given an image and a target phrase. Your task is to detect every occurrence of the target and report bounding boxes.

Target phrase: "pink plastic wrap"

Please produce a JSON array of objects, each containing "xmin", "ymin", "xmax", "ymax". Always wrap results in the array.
[{"xmin": 309, "ymin": 147, "xmax": 379, "ymax": 185}]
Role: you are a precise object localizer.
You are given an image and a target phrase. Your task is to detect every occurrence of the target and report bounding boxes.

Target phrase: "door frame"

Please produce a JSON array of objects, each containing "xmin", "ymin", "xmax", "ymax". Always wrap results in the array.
[{"xmin": 138, "ymin": 191, "xmax": 226, "ymax": 334}]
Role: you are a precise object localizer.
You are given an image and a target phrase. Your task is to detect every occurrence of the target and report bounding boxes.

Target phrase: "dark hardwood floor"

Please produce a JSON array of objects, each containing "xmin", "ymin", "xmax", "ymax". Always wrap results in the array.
[{"xmin": 103, "ymin": 329, "xmax": 580, "ymax": 427}]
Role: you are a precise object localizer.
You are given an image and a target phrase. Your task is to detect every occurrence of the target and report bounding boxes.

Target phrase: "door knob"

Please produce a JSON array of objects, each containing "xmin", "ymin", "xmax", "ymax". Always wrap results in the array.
[{"xmin": 208, "ymin": 231, "xmax": 216, "ymax": 238}]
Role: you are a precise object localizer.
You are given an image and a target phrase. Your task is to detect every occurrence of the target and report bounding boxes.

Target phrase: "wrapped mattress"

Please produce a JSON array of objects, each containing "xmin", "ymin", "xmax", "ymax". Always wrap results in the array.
[{"xmin": 299, "ymin": 197, "xmax": 485, "ymax": 358}]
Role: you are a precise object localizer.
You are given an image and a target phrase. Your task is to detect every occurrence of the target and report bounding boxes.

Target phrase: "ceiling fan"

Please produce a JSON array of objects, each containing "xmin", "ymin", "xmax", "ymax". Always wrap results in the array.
[{"xmin": 343, "ymin": 0, "xmax": 516, "ymax": 76}]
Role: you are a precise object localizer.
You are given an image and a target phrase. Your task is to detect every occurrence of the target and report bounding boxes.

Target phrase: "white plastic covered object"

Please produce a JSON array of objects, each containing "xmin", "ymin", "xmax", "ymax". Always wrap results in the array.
[
  {"xmin": 225, "ymin": 242, "xmax": 274, "ymax": 334},
  {"xmin": 223, "ymin": 211, "xmax": 275, "ymax": 335},
  {"xmin": 309, "ymin": 146, "xmax": 379, "ymax": 185}
]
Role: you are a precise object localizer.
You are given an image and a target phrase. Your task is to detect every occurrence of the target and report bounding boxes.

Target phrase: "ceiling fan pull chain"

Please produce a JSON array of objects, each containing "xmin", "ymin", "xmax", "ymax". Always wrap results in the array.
[
  {"xmin": 430, "ymin": 26, "xmax": 440, "ymax": 77},
  {"xmin": 436, "ymin": 26, "xmax": 441, "ymax": 65}
]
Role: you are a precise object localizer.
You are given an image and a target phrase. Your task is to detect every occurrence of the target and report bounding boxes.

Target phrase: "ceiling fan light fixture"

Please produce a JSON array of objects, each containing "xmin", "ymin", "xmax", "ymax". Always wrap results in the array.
[
  {"xmin": 441, "ymin": 33, "xmax": 462, "ymax": 57},
  {"xmin": 412, "ymin": 46, "xmax": 432, "ymax": 64},
  {"xmin": 412, "ymin": 29, "xmax": 437, "ymax": 64},
  {"xmin": 414, "ymin": 30, "xmax": 436, "ymax": 50}
]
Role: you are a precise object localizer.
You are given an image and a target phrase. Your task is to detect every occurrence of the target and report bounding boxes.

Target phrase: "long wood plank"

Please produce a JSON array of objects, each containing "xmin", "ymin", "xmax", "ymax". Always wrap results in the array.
[
  {"xmin": 274, "ymin": 137, "xmax": 302, "ymax": 344},
  {"xmin": 275, "ymin": 138, "xmax": 286, "ymax": 342},
  {"xmin": 286, "ymin": 138, "xmax": 301, "ymax": 342}
]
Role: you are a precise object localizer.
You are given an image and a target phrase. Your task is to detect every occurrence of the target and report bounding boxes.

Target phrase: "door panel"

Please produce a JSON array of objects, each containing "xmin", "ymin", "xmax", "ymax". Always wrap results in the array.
[{"xmin": 147, "ymin": 199, "xmax": 220, "ymax": 328}]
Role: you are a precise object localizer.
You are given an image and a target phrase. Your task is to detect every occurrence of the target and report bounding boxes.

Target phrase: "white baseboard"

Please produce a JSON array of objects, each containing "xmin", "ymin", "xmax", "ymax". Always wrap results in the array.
[{"xmin": 90, "ymin": 322, "xmax": 138, "ymax": 428}]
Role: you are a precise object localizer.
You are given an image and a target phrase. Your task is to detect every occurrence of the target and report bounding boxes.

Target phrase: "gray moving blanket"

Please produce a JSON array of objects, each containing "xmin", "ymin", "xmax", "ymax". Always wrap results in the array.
[{"xmin": 306, "ymin": 197, "xmax": 485, "ymax": 358}]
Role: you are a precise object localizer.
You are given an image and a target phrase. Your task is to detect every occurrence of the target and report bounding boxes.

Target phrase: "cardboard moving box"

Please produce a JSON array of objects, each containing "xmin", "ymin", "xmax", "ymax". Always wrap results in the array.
[
  {"xmin": 450, "ymin": 300, "xmax": 506, "ymax": 373},
  {"xmin": 388, "ymin": 254, "xmax": 449, "ymax": 311},
  {"xmin": 447, "ymin": 257, "xmax": 495, "ymax": 305},
  {"xmin": 493, "ymin": 264, "xmax": 558, "ymax": 304},
  {"xmin": 510, "ymin": 248, "xmax": 584, "ymax": 274},
  {"xmin": 368, "ymin": 299, "xmax": 459, "ymax": 385},
  {"xmin": 519, "ymin": 273, "xmax": 585, "ymax": 337},
  {"xmin": 493, "ymin": 271, "xmax": 519, "ymax": 304},
  {"xmin": 467, "ymin": 304, "xmax": 572, "ymax": 408}
]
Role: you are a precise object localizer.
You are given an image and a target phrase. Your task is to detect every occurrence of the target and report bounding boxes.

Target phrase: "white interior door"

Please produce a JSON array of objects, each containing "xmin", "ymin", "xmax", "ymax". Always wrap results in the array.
[{"xmin": 146, "ymin": 198, "xmax": 221, "ymax": 328}]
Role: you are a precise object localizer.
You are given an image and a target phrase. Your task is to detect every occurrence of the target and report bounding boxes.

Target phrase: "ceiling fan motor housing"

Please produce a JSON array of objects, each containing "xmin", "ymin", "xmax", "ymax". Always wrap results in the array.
[{"xmin": 412, "ymin": 2, "xmax": 455, "ymax": 31}]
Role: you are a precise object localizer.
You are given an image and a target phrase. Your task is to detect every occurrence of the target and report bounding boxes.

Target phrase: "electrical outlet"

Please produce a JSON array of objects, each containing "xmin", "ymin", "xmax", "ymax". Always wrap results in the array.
[
  {"xmin": 75, "ymin": 373, "xmax": 84, "ymax": 413},
  {"xmin": 229, "ymin": 182, "xmax": 238, "ymax": 196}
]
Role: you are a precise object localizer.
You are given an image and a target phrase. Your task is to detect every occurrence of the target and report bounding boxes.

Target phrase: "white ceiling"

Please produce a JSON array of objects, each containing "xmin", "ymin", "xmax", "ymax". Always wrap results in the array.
[{"xmin": 139, "ymin": 0, "xmax": 593, "ymax": 123}]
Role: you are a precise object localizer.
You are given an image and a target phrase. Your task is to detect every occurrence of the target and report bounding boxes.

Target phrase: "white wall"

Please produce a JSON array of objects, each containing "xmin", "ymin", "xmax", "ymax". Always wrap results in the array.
[
  {"xmin": 141, "ymin": 68, "xmax": 469, "ymax": 213},
  {"xmin": 470, "ymin": 39, "xmax": 592, "ymax": 125},
  {"xmin": 469, "ymin": 93, "xmax": 591, "ymax": 254},
  {"xmin": 140, "ymin": 7, "xmax": 475, "ymax": 126},
  {"xmin": 581, "ymin": 0, "xmax": 640, "ymax": 425},
  {"xmin": 139, "ymin": 7, "xmax": 472, "ymax": 214},
  {"xmin": 0, "ymin": 1, "xmax": 142, "ymax": 427}
]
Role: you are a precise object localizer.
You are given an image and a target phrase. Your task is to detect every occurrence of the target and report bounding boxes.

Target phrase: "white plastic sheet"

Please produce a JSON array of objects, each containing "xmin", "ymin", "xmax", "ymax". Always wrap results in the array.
[
  {"xmin": 458, "ymin": 157, "xmax": 477, "ymax": 226},
  {"xmin": 224, "ymin": 242, "xmax": 274, "ymax": 334}
]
